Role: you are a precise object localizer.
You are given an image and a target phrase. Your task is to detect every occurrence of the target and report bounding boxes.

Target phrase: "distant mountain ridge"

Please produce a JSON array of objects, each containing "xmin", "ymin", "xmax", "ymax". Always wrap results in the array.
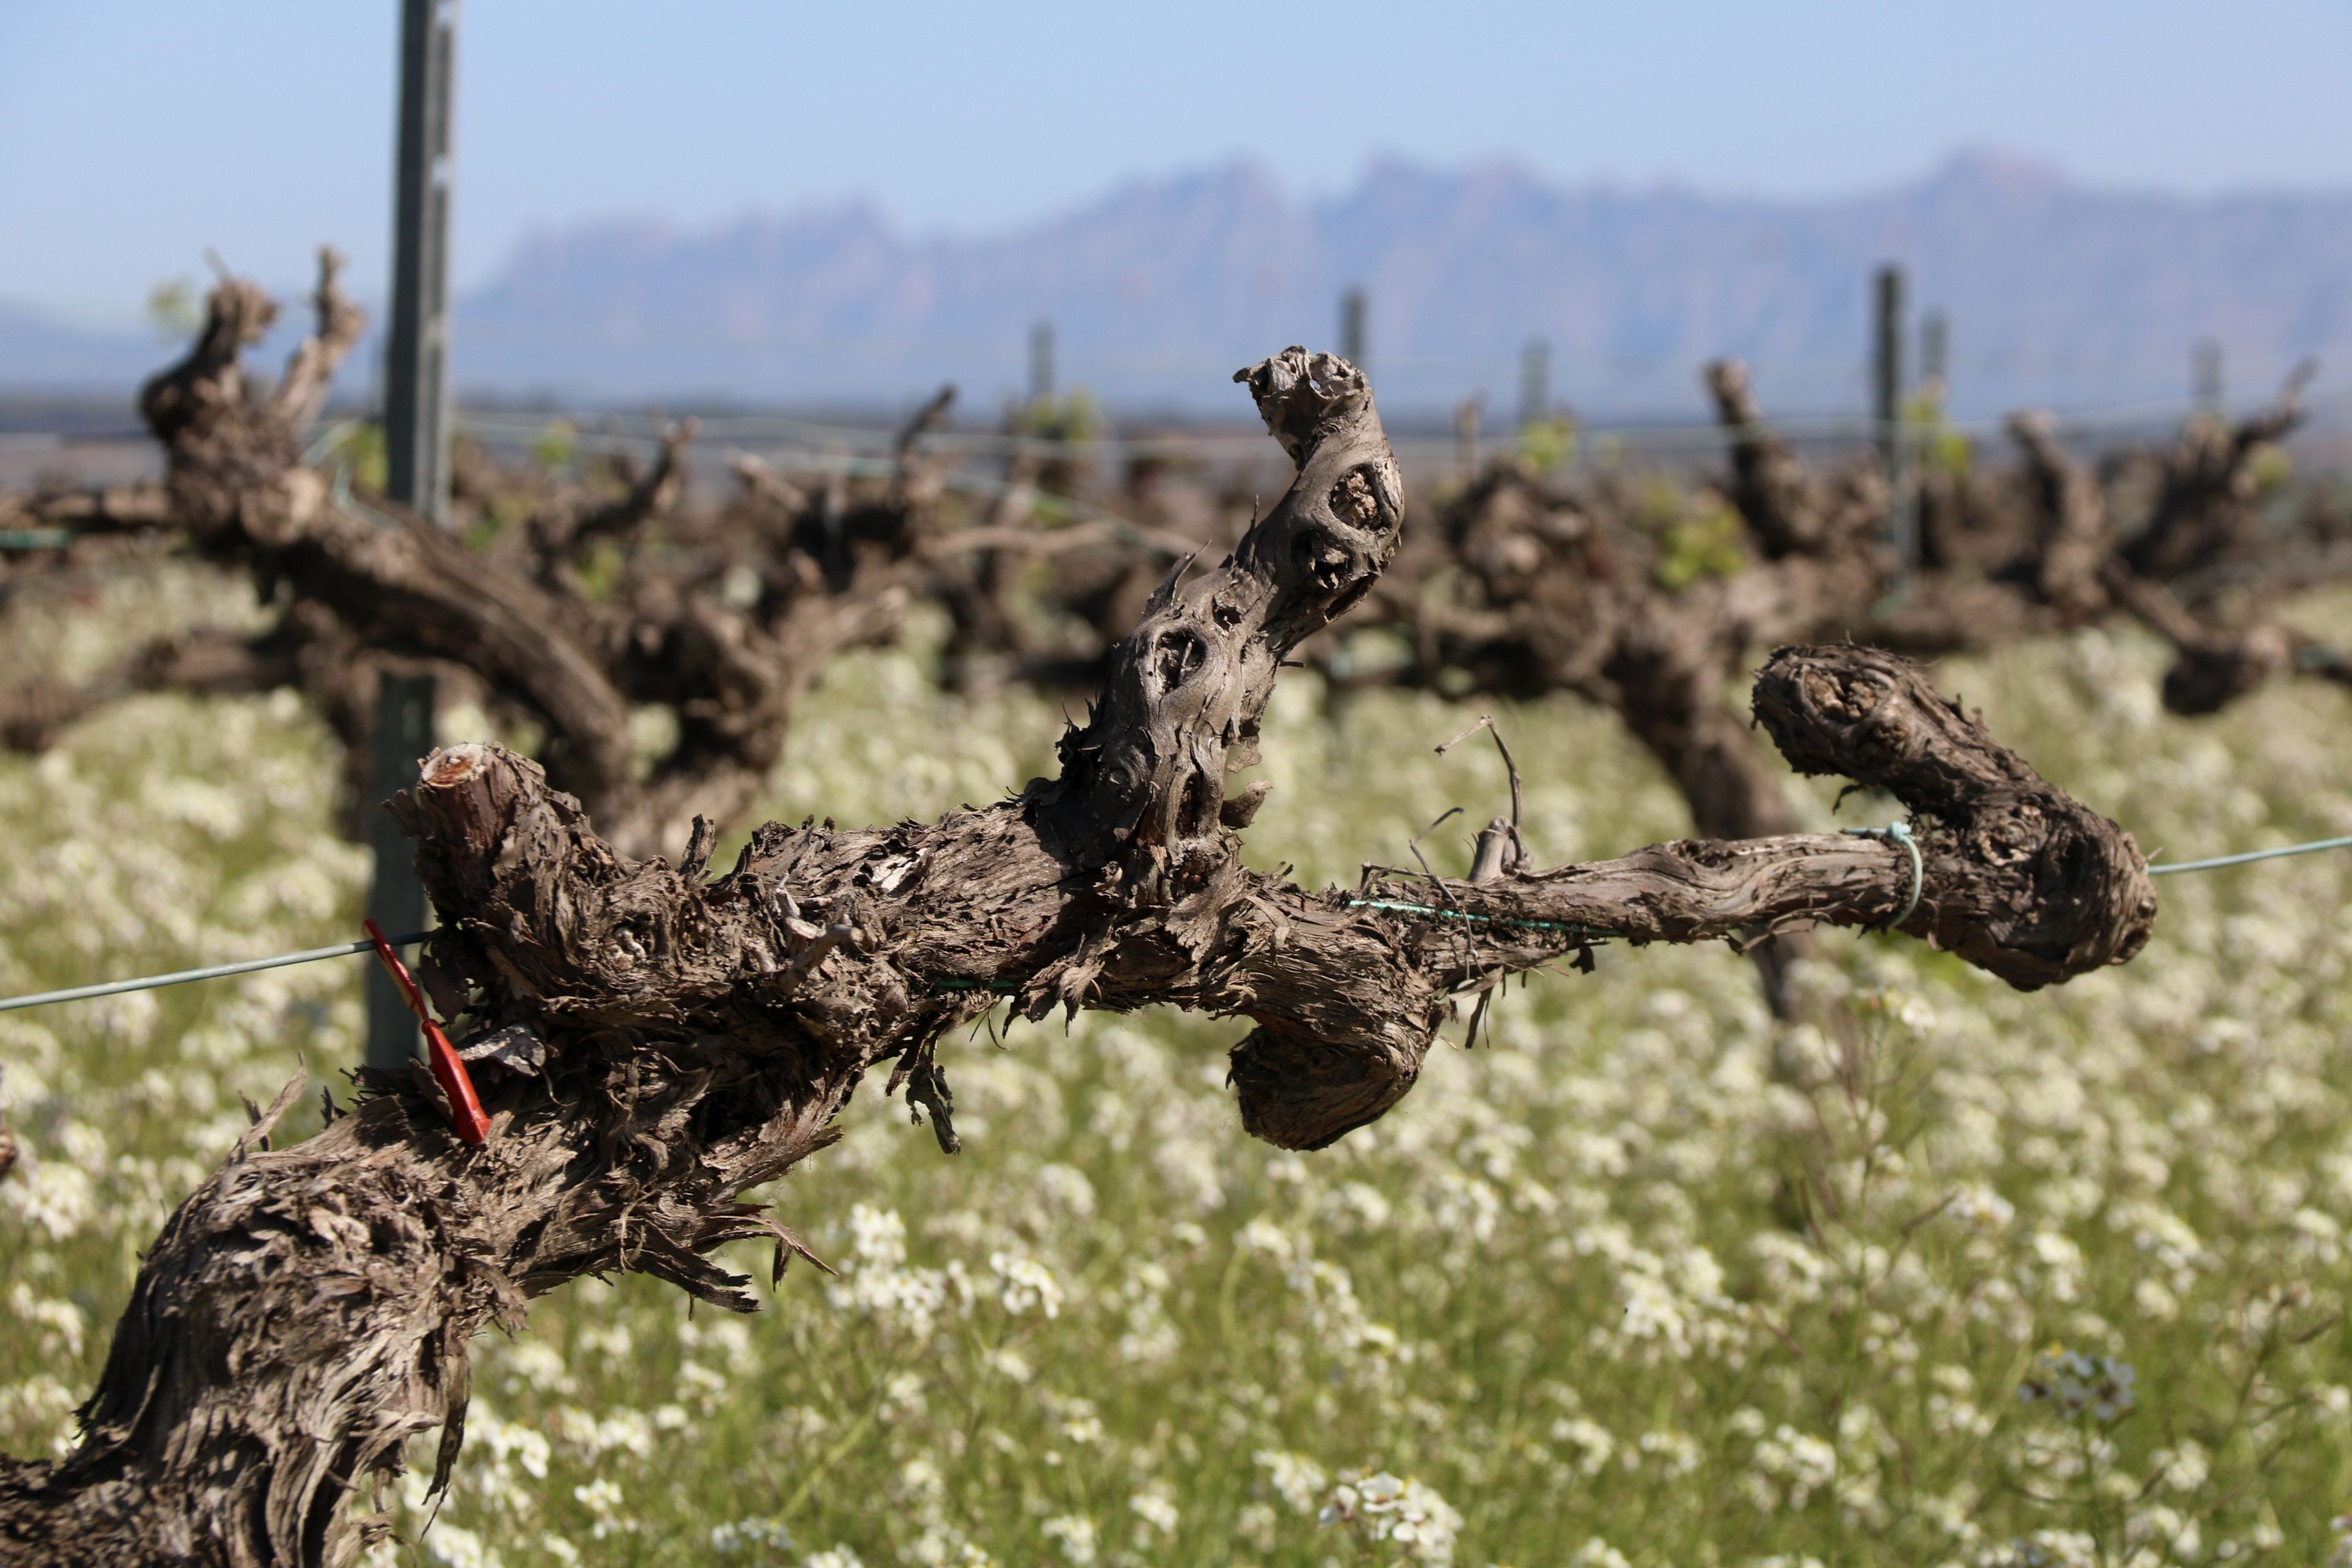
[
  {"xmin": 9, "ymin": 153, "xmax": 2352, "ymax": 420},
  {"xmin": 0, "ymin": 303, "xmax": 182, "ymax": 401}
]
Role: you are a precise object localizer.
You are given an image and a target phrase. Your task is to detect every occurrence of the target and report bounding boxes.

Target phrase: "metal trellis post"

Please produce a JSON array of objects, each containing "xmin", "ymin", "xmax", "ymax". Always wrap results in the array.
[
  {"xmin": 1028, "ymin": 319, "xmax": 1055, "ymax": 409},
  {"xmin": 368, "ymin": 0, "xmax": 459, "ymax": 1072},
  {"xmin": 1873, "ymin": 263, "xmax": 1913, "ymax": 567},
  {"xmin": 2195, "ymin": 338, "xmax": 2224, "ymax": 415},
  {"xmin": 1519, "ymin": 336, "xmax": 1550, "ymax": 431},
  {"xmin": 1340, "ymin": 287, "xmax": 1367, "ymax": 369},
  {"xmin": 1920, "ymin": 308, "xmax": 1949, "ymax": 409}
]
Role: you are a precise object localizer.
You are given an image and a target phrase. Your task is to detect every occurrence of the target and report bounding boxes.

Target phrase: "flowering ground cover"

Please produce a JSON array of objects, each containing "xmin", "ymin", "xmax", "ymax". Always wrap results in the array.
[{"xmin": 3, "ymin": 585, "xmax": 2350, "ymax": 1567}]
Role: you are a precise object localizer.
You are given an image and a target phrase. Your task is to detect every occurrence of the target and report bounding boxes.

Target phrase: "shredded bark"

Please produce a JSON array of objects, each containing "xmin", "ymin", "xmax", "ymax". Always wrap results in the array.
[{"xmin": 0, "ymin": 348, "xmax": 2155, "ymax": 1567}]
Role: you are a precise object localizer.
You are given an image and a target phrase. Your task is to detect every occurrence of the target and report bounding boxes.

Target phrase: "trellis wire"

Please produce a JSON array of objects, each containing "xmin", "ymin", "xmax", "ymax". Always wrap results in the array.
[
  {"xmin": 0, "ymin": 932, "xmax": 429, "ymax": 1015},
  {"xmin": 2, "ymin": 835, "xmax": 2350, "ymax": 1016},
  {"xmin": 2148, "ymin": 834, "xmax": 2352, "ymax": 875}
]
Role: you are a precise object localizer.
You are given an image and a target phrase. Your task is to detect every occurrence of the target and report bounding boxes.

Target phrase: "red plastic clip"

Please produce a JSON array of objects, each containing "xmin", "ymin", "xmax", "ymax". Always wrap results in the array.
[{"xmin": 364, "ymin": 919, "xmax": 491, "ymax": 1145}]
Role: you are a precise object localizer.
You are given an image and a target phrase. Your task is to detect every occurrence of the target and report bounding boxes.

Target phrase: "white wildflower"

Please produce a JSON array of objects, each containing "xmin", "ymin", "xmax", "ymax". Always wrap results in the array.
[
  {"xmin": 1549, "ymin": 1417, "xmax": 1616, "ymax": 1477},
  {"xmin": 1318, "ymin": 1471, "xmax": 1462, "ymax": 1567},
  {"xmin": 1235, "ymin": 1216, "xmax": 1297, "ymax": 1263},
  {"xmin": 1330, "ymin": 1180, "xmax": 1395, "ymax": 1232},
  {"xmin": 1255, "ymin": 1449, "xmax": 1329, "ymax": 1513},
  {"xmin": 466, "ymin": 1405, "xmax": 551, "ymax": 1482},
  {"xmin": 493, "ymin": 1338, "xmax": 574, "ymax": 1397},
  {"xmin": 987, "ymin": 1251, "xmax": 1062, "ymax": 1318},
  {"xmin": 1039, "ymin": 1512, "xmax": 1097, "ymax": 1565},
  {"xmin": 5, "ymin": 1284, "xmax": 84, "ymax": 1358},
  {"xmin": 0, "ymin": 1376, "xmax": 78, "ymax": 1457},
  {"xmin": 569, "ymin": 1476, "xmax": 631, "ymax": 1539},
  {"xmin": 1234, "ymin": 1501, "xmax": 1279, "ymax": 1552},
  {"xmin": 846, "ymin": 1204, "xmax": 908, "ymax": 1268},
  {"xmin": 1034, "ymin": 1162, "xmax": 1096, "ymax": 1219},
  {"xmin": 0, "ymin": 1151, "xmax": 94, "ymax": 1242},
  {"xmin": 830, "ymin": 1210, "xmax": 953, "ymax": 1340},
  {"xmin": 1752, "ymin": 1425, "xmax": 1839, "ymax": 1510},
  {"xmin": 1945, "ymin": 1183, "xmax": 2017, "ymax": 1229},
  {"xmin": 1041, "ymin": 1391, "xmax": 1103, "ymax": 1446},
  {"xmin": 421, "ymin": 1523, "xmax": 500, "ymax": 1568},
  {"xmin": 1128, "ymin": 1484, "xmax": 1179, "ymax": 1536},
  {"xmin": 907, "ymin": 1527, "xmax": 996, "ymax": 1567}
]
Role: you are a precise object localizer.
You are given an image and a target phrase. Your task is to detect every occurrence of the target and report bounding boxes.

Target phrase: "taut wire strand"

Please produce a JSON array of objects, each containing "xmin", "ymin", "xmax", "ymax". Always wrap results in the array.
[
  {"xmin": 2147, "ymin": 834, "xmax": 2352, "ymax": 876},
  {"xmin": 4, "ymin": 834, "xmax": 2351, "ymax": 1015},
  {"xmin": 0, "ymin": 932, "xmax": 431, "ymax": 1015}
]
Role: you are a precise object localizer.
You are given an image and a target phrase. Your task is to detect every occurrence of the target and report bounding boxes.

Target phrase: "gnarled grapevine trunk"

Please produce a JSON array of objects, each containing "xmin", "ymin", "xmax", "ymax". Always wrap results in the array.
[
  {"xmin": 0, "ymin": 258, "xmax": 954, "ymax": 861},
  {"xmin": 0, "ymin": 350, "xmax": 2155, "ymax": 1567}
]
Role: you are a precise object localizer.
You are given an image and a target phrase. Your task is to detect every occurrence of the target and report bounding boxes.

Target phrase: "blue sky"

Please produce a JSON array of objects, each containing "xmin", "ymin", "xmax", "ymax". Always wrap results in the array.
[{"xmin": 6, "ymin": 1, "xmax": 2351, "ymax": 320}]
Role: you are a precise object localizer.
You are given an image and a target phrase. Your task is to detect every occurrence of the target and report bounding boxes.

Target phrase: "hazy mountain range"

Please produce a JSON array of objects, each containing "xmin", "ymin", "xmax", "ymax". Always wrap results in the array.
[{"xmin": 8, "ymin": 151, "xmax": 2350, "ymax": 421}]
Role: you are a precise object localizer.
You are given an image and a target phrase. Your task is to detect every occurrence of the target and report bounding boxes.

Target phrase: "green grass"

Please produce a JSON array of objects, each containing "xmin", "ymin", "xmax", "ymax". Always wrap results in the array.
[{"xmin": 4, "ymin": 586, "xmax": 2352, "ymax": 1567}]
